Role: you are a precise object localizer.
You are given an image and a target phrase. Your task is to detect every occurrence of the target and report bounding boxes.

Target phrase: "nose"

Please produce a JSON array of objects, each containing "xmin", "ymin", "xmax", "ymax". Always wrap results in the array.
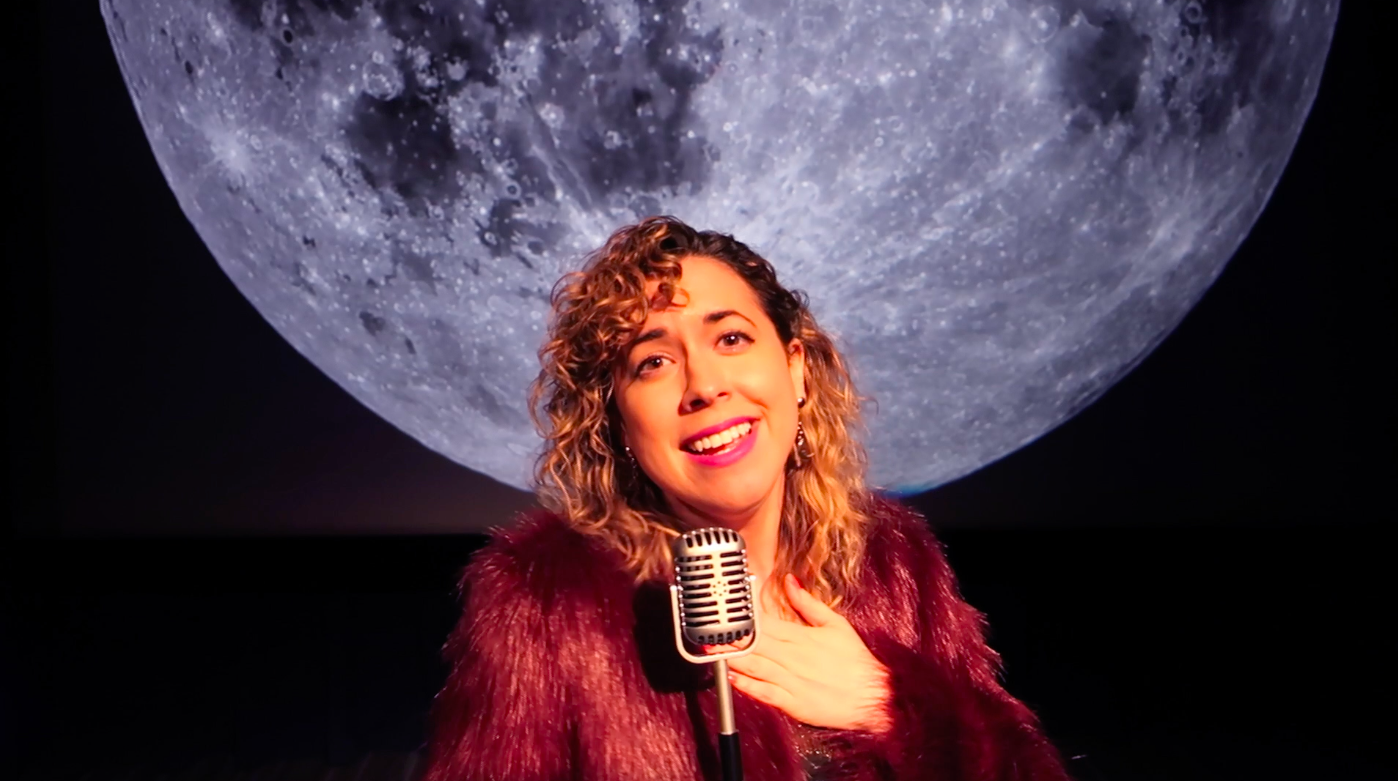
[{"xmin": 680, "ymin": 351, "xmax": 729, "ymax": 414}]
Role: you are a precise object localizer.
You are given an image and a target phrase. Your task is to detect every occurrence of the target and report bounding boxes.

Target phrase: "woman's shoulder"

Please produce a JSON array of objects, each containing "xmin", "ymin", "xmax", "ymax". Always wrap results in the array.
[
  {"xmin": 456, "ymin": 509, "xmax": 633, "ymax": 620},
  {"xmin": 861, "ymin": 491, "xmax": 944, "ymax": 559},
  {"xmin": 438, "ymin": 512, "xmax": 645, "ymax": 729},
  {"xmin": 853, "ymin": 493, "xmax": 998, "ymax": 670},
  {"xmin": 855, "ymin": 492, "xmax": 961, "ymax": 604},
  {"xmin": 471, "ymin": 508, "xmax": 601, "ymax": 564}
]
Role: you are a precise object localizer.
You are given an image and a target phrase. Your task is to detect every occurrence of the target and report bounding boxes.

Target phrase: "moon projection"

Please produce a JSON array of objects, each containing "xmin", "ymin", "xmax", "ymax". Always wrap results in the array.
[{"xmin": 101, "ymin": 0, "xmax": 1337, "ymax": 492}]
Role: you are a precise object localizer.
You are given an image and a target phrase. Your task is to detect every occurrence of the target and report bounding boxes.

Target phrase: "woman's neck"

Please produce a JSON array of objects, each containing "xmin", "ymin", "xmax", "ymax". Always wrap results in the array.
[{"xmin": 666, "ymin": 476, "xmax": 784, "ymax": 584}]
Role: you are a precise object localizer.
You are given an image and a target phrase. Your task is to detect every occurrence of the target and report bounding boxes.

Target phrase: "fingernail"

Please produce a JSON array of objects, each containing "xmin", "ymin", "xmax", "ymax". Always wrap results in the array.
[{"xmin": 727, "ymin": 672, "xmax": 737, "ymax": 683}]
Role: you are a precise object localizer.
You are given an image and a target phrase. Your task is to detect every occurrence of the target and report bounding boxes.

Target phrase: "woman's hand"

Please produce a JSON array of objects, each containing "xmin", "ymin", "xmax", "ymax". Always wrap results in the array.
[{"xmin": 706, "ymin": 574, "xmax": 893, "ymax": 734}]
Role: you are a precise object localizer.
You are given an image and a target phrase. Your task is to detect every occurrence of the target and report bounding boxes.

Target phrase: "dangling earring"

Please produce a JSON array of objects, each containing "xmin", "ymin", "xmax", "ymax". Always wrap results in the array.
[
  {"xmin": 789, "ymin": 395, "xmax": 813, "ymax": 469},
  {"xmin": 791, "ymin": 422, "xmax": 814, "ymax": 468},
  {"xmin": 619, "ymin": 445, "xmax": 642, "ymax": 491}
]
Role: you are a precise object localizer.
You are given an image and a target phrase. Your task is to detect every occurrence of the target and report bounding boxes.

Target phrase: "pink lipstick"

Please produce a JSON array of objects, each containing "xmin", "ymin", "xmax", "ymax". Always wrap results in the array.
[{"xmin": 681, "ymin": 418, "xmax": 759, "ymax": 468}]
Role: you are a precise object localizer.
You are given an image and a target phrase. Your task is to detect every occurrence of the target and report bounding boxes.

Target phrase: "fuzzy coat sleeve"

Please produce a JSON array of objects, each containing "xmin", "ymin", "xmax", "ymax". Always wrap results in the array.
[
  {"xmin": 838, "ymin": 498, "xmax": 1070, "ymax": 781},
  {"xmin": 421, "ymin": 515, "xmax": 577, "ymax": 781}
]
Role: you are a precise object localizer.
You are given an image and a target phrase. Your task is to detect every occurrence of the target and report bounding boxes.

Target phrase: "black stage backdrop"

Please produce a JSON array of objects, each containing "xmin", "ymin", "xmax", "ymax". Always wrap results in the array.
[{"xmin": 7, "ymin": 2, "xmax": 1391, "ymax": 780}]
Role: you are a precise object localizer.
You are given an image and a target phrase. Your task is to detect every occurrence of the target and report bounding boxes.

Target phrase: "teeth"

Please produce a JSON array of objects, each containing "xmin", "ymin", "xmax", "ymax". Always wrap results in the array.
[{"xmin": 687, "ymin": 422, "xmax": 752, "ymax": 454}]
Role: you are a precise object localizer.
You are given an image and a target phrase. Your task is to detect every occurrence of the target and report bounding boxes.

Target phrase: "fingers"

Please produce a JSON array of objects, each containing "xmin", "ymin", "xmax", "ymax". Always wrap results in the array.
[
  {"xmin": 726, "ymin": 650, "xmax": 795, "ymax": 708},
  {"xmin": 725, "ymin": 647, "xmax": 790, "ymax": 685},
  {"xmin": 783, "ymin": 574, "xmax": 843, "ymax": 628},
  {"xmin": 728, "ymin": 671, "xmax": 792, "ymax": 712}
]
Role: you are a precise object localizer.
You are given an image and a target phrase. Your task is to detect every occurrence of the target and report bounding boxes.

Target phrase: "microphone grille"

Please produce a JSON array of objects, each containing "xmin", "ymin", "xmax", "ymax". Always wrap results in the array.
[{"xmin": 671, "ymin": 528, "xmax": 755, "ymax": 647}]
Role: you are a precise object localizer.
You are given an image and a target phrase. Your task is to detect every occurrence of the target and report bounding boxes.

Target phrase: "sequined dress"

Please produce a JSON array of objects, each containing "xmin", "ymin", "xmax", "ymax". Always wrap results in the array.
[{"xmin": 792, "ymin": 720, "xmax": 834, "ymax": 780}]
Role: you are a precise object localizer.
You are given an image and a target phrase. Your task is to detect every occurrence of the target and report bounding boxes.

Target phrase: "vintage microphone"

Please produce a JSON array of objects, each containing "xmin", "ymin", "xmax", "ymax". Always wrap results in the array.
[{"xmin": 670, "ymin": 527, "xmax": 759, "ymax": 781}]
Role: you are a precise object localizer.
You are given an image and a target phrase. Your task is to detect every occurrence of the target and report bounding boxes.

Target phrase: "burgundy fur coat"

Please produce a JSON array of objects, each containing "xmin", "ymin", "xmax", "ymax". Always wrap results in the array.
[{"xmin": 424, "ymin": 496, "xmax": 1068, "ymax": 781}]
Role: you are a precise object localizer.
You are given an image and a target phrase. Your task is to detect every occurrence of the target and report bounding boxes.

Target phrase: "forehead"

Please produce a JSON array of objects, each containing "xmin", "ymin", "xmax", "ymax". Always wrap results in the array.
[{"xmin": 644, "ymin": 255, "xmax": 761, "ymax": 314}]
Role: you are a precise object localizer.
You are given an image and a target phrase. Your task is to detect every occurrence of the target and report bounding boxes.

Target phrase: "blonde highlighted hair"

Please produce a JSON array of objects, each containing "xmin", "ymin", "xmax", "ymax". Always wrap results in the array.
[{"xmin": 530, "ymin": 216, "xmax": 874, "ymax": 608}]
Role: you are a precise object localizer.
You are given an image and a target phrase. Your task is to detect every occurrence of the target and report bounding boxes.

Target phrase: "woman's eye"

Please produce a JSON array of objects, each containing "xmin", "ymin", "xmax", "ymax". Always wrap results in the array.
[
  {"xmin": 718, "ymin": 331, "xmax": 753, "ymax": 348},
  {"xmin": 635, "ymin": 356, "xmax": 665, "ymax": 376}
]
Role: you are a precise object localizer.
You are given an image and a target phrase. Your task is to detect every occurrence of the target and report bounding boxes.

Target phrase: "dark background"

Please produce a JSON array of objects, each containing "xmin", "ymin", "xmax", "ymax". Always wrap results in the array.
[{"xmin": 7, "ymin": 1, "xmax": 1391, "ymax": 779}]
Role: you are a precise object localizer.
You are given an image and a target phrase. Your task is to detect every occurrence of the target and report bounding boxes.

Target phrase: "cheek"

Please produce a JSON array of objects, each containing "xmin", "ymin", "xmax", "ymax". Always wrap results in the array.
[
  {"xmin": 741, "ymin": 352, "xmax": 801, "ymax": 406},
  {"xmin": 618, "ymin": 386, "xmax": 675, "ymax": 451}
]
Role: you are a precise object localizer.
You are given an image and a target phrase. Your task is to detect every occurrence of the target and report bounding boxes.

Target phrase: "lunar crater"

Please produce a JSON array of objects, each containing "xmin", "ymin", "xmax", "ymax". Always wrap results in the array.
[{"xmin": 1056, "ymin": 14, "xmax": 1149, "ymax": 127}]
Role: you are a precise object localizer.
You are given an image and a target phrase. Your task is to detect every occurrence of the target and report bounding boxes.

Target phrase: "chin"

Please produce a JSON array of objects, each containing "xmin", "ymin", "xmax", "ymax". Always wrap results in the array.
[{"xmin": 680, "ymin": 467, "xmax": 784, "ymax": 522}]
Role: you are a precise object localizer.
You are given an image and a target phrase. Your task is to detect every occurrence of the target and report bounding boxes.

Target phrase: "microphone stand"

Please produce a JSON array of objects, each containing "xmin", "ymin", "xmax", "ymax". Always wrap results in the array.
[
  {"xmin": 672, "ymin": 578, "xmax": 758, "ymax": 781},
  {"xmin": 713, "ymin": 657, "xmax": 742, "ymax": 781}
]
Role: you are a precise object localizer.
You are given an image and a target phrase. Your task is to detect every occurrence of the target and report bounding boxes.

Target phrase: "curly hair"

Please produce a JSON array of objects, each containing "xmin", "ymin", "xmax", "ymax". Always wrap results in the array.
[{"xmin": 530, "ymin": 216, "xmax": 874, "ymax": 608}]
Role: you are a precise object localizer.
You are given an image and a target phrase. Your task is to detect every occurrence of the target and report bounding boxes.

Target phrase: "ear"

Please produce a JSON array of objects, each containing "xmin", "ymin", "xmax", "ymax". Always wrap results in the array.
[{"xmin": 786, "ymin": 339, "xmax": 807, "ymax": 405}]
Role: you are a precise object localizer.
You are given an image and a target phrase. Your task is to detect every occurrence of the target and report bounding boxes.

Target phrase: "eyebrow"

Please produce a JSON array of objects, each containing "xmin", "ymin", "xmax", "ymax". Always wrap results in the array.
[{"xmin": 629, "ymin": 310, "xmax": 757, "ymax": 349}]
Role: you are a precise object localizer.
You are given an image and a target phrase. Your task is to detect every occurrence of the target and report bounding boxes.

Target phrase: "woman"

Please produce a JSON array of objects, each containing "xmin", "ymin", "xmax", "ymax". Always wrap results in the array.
[{"xmin": 424, "ymin": 217, "xmax": 1068, "ymax": 781}]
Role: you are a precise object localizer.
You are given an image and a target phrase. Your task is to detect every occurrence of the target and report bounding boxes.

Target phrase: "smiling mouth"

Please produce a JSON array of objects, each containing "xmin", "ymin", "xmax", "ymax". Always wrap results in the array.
[{"xmin": 681, "ymin": 421, "xmax": 754, "ymax": 456}]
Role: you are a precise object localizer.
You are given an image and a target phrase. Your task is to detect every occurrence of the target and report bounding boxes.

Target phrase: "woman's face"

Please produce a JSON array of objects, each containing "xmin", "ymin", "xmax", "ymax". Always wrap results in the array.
[{"xmin": 615, "ymin": 255, "xmax": 805, "ymax": 526}]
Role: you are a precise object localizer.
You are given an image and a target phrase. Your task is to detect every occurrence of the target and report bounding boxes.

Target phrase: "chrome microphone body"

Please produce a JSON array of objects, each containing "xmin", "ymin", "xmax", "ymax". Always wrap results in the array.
[{"xmin": 670, "ymin": 527, "xmax": 758, "ymax": 781}]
